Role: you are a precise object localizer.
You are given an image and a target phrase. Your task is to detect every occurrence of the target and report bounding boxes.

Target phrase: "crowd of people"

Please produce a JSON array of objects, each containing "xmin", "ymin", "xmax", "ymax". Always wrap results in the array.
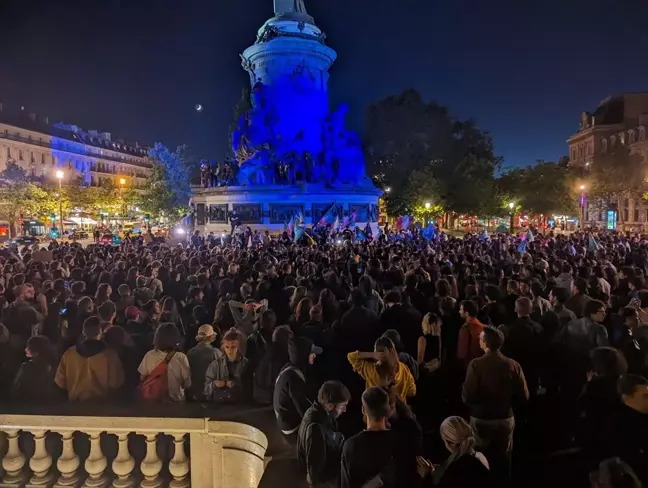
[{"xmin": 0, "ymin": 227, "xmax": 647, "ymax": 487}]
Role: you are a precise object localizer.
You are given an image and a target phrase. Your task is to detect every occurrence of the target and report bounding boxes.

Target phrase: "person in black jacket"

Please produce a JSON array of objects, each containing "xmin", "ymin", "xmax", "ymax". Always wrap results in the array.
[
  {"xmin": 297, "ymin": 380, "xmax": 350, "ymax": 487},
  {"xmin": 273, "ymin": 336, "xmax": 322, "ymax": 441},
  {"xmin": 11, "ymin": 335, "xmax": 57, "ymax": 403}
]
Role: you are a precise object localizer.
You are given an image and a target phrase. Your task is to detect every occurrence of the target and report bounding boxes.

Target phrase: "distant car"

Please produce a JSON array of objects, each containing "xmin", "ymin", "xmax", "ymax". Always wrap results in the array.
[
  {"xmin": 100, "ymin": 233, "xmax": 122, "ymax": 246},
  {"xmin": 68, "ymin": 231, "xmax": 89, "ymax": 240},
  {"xmin": 10, "ymin": 236, "xmax": 40, "ymax": 246}
]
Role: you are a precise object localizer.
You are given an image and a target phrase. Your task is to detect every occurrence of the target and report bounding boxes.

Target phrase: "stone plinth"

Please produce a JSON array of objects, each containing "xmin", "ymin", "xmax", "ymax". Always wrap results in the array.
[{"xmin": 192, "ymin": 183, "xmax": 381, "ymax": 233}]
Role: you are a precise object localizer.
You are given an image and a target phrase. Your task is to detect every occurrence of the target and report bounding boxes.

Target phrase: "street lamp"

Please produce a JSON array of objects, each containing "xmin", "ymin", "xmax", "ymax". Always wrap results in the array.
[
  {"xmin": 385, "ymin": 187, "xmax": 391, "ymax": 193},
  {"xmin": 56, "ymin": 170, "xmax": 64, "ymax": 237},
  {"xmin": 424, "ymin": 202, "xmax": 431, "ymax": 225},
  {"xmin": 119, "ymin": 178, "xmax": 126, "ymax": 216},
  {"xmin": 508, "ymin": 201, "xmax": 515, "ymax": 233}
]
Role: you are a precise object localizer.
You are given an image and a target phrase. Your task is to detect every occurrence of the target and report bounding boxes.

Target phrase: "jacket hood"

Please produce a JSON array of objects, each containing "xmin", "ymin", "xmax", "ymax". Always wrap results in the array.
[{"xmin": 76, "ymin": 339, "xmax": 108, "ymax": 358}]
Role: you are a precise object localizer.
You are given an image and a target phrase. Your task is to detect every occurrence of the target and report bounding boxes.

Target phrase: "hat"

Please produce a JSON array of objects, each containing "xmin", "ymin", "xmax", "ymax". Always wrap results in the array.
[
  {"xmin": 125, "ymin": 306, "xmax": 140, "ymax": 320},
  {"xmin": 196, "ymin": 324, "xmax": 217, "ymax": 341}
]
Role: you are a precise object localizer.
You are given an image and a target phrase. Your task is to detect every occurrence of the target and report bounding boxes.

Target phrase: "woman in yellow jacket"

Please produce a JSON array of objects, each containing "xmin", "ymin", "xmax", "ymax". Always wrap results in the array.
[{"xmin": 347, "ymin": 336, "xmax": 416, "ymax": 401}]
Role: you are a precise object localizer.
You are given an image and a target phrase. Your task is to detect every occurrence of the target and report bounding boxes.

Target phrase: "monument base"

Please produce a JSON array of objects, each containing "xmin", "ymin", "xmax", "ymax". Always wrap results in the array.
[{"xmin": 191, "ymin": 183, "xmax": 381, "ymax": 233}]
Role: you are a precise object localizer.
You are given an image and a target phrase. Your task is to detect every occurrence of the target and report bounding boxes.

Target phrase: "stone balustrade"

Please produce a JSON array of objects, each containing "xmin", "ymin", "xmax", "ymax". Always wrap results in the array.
[{"xmin": 0, "ymin": 415, "xmax": 268, "ymax": 488}]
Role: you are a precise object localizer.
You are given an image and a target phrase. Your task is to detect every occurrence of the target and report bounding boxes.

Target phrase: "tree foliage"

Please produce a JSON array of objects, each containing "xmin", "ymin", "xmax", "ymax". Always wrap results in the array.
[
  {"xmin": 496, "ymin": 160, "xmax": 578, "ymax": 216},
  {"xmin": 136, "ymin": 143, "xmax": 198, "ymax": 219},
  {"xmin": 365, "ymin": 89, "xmax": 501, "ymax": 215},
  {"xmin": 587, "ymin": 145, "xmax": 645, "ymax": 203}
]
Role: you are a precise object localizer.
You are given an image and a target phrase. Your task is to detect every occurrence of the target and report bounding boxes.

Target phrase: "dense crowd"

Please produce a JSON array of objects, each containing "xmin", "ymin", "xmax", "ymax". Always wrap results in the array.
[{"xmin": 0, "ymin": 227, "xmax": 647, "ymax": 488}]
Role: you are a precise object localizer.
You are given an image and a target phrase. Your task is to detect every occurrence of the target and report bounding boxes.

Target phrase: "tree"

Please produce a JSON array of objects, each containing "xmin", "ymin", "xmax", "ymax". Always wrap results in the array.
[
  {"xmin": 587, "ymin": 145, "xmax": 645, "ymax": 228},
  {"xmin": 497, "ymin": 160, "xmax": 578, "ymax": 217},
  {"xmin": 365, "ymin": 90, "xmax": 501, "ymax": 219},
  {"xmin": 228, "ymin": 87, "xmax": 252, "ymax": 157},
  {"xmin": 136, "ymin": 143, "xmax": 199, "ymax": 219}
]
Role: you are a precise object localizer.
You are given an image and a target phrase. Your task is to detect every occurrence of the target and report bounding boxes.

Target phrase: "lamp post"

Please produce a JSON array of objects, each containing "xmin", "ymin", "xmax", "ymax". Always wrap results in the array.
[
  {"xmin": 508, "ymin": 201, "xmax": 515, "ymax": 233},
  {"xmin": 119, "ymin": 178, "xmax": 126, "ymax": 216},
  {"xmin": 56, "ymin": 170, "xmax": 64, "ymax": 237},
  {"xmin": 579, "ymin": 184, "xmax": 586, "ymax": 230}
]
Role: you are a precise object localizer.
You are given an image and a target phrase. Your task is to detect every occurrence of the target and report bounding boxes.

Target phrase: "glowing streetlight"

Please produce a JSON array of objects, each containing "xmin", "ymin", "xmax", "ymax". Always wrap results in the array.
[
  {"xmin": 385, "ymin": 187, "xmax": 391, "ymax": 193},
  {"xmin": 508, "ymin": 202, "xmax": 515, "ymax": 232},
  {"xmin": 579, "ymin": 184, "xmax": 585, "ymax": 190},
  {"xmin": 425, "ymin": 202, "xmax": 431, "ymax": 209},
  {"xmin": 118, "ymin": 178, "xmax": 127, "ymax": 217},
  {"xmin": 119, "ymin": 178, "xmax": 126, "ymax": 186}
]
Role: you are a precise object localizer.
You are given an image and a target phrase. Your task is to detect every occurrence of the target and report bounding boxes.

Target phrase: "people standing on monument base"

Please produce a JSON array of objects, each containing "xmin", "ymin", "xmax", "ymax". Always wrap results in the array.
[{"xmin": 0, "ymin": 227, "xmax": 647, "ymax": 486}]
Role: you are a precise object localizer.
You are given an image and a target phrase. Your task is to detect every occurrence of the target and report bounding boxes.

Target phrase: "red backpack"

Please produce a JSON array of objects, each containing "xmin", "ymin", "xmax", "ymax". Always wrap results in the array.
[{"xmin": 139, "ymin": 351, "xmax": 176, "ymax": 402}]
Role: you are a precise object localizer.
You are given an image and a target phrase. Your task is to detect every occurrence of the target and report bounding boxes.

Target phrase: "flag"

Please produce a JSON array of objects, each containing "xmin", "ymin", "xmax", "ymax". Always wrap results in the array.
[
  {"xmin": 316, "ymin": 203, "xmax": 337, "ymax": 228},
  {"xmin": 286, "ymin": 215, "xmax": 296, "ymax": 237},
  {"xmin": 293, "ymin": 225, "xmax": 305, "ymax": 243},
  {"xmin": 422, "ymin": 223, "xmax": 436, "ymax": 241},
  {"xmin": 332, "ymin": 216, "xmax": 339, "ymax": 231},
  {"xmin": 479, "ymin": 230, "xmax": 489, "ymax": 241},
  {"xmin": 495, "ymin": 223, "xmax": 508, "ymax": 234},
  {"xmin": 588, "ymin": 235, "xmax": 600, "ymax": 252},
  {"xmin": 247, "ymin": 235, "xmax": 253, "ymax": 248},
  {"xmin": 348, "ymin": 210, "xmax": 357, "ymax": 228},
  {"xmin": 517, "ymin": 239, "xmax": 527, "ymax": 253},
  {"xmin": 401, "ymin": 216, "xmax": 411, "ymax": 230},
  {"xmin": 527, "ymin": 229, "xmax": 534, "ymax": 242},
  {"xmin": 356, "ymin": 229, "xmax": 367, "ymax": 241}
]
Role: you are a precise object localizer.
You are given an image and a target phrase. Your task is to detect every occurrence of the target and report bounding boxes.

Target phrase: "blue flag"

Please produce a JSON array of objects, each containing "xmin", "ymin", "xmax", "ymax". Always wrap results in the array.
[
  {"xmin": 293, "ymin": 225, "xmax": 305, "ymax": 243},
  {"xmin": 527, "ymin": 229, "xmax": 534, "ymax": 242},
  {"xmin": 356, "ymin": 229, "xmax": 367, "ymax": 241},
  {"xmin": 422, "ymin": 223, "xmax": 436, "ymax": 241},
  {"xmin": 479, "ymin": 230, "xmax": 489, "ymax": 241},
  {"xmin": 517, "ymin": 239, "xmax": 527, "ymax": 253},
  {"xmin": 588, "ymin": 235, "xmax": 600, "ymax": 252},
  {"xmin": 316, "ymin": 203, "xmax": 337, "ymax": 228}
]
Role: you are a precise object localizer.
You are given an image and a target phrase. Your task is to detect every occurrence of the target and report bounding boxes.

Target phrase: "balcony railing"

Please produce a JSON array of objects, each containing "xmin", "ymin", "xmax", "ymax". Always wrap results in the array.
[
  {"xmin": 0, "ymin": 414, "xmax": 268, "ymax": 488},
  {"xmin": 0, "ymin": 133, "xmax": 152, "ymax": 169}
]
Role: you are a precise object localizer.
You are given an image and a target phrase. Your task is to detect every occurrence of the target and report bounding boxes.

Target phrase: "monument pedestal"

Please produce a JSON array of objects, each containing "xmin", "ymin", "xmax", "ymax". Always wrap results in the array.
[{"xmin": 192, "ymin": 183, "xmax": 381, "ymax": 233}]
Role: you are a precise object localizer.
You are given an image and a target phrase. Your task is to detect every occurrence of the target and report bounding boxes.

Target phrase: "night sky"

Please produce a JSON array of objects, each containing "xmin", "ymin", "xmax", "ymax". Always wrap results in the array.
[{"xmin": 1, "ymin": 0, "xmax": 647, "ymax": 170}]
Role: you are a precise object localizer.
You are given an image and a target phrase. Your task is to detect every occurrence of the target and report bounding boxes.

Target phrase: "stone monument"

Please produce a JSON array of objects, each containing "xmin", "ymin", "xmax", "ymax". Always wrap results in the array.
[{"xmin": 191, "ymin": 0, "xmax": 381, "ymax": 232}]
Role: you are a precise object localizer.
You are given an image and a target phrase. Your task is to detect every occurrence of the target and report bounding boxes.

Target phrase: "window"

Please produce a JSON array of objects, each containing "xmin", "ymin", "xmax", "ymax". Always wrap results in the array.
[
  {"xmin": 611, "ymin": 135, "xmax": 617, "ymax": 146},
  {"xmin": 18, "ymin": 150, "xmax": 23, "ymax": 160},
  {"xmin": 624, "ymin": 209, "xmax": 629, "ymax": 222},
  {"xmin": 635, "ymin": 209, "xmax": 640, "ymax": 222},
  {"xmin": 30, "ymin": 152, "xmax": 34, "ymax": 163},
  {"xmin": 41, "ymin": 153, "xmax": 45, "ymax": 164},
  {"xmin": 601, "ymin": 138, "xmax": 608, "ymax": 152},
  {"xmin": 6, "ymin": 148, "xmax": 10, "ymax": 158},
  {"xmin": 571, "ymin": 148, "xmax": 577, "ymax": 160},
  {"xmin": 641, "ymin": 127, "xmax": 646, "ymax": 141},
  {"xmin": 629, "ymin": 130, "xmax": 636, "ymax": 144}
]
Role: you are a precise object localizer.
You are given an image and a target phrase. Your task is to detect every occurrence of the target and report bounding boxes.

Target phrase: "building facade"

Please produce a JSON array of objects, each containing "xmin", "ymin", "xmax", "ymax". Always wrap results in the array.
[
  {"xmin": 568, "ymin": 92, "xmax": 648, "ymax": 229},
  {"xmin": 0, "ymin": 103, "xmax": 151, "ymax": 189}
]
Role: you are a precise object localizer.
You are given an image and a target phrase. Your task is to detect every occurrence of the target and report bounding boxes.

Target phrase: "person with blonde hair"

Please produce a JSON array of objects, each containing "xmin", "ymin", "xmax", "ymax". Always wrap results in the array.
[
  {"xmin": 347, "ymin": 336, "xmax": 416, "ymax": 401},
  {"xmin": 417, "ymin": 416, "xmax": 492, "ymax": 487},
  {"xmin": 418, "ymin": 312, "xmax": 442, "ymax": 373}
]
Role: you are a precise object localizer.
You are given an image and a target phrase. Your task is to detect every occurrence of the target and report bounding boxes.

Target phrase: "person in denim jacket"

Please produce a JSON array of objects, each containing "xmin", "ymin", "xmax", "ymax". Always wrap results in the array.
[{"xmin": 204, "ymin": 327, "xmax": 249, "ymax": 403}]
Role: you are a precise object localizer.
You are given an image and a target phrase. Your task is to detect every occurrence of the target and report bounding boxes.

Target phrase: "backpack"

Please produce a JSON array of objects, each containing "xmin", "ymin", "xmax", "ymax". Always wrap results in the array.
[{"xmin": 139, "ymin": 351, "xmax": 176, "ymax": 402}]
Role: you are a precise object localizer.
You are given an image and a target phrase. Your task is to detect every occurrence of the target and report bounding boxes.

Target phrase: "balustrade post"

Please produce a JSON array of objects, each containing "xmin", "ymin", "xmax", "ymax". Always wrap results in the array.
[
  {"xmin": 0, "ymin": 429, "xmax": 27, "ymax": 487},
  {"xmin": 111, "ymin": 433, "xmax": 134, "ymax": 488},
  {"xmin": 139, "ymin": 433, "xmax": 162, "ymax": 488},
  {"xmin": 55, "ymin": 432, "xmax": 81, "ymax": 488},
  {"xmin": 26, "ymin": 430, "xmax": 55, "ymax": 487},
  {"xmin": 168, "ymin": 434, "xmax": 189, "ymax": 488},
  {"xmin": 82, "ymin": 432, "xmax": 108, "ymax": 488}
]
